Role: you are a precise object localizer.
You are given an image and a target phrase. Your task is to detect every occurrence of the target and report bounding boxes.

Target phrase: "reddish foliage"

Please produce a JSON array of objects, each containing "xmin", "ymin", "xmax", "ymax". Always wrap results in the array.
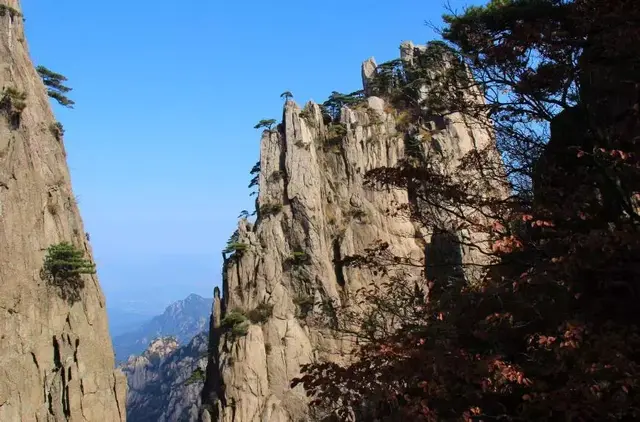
[{"xmin": 291, "ymin": 0, "xmax": 640, "ymax": 420}]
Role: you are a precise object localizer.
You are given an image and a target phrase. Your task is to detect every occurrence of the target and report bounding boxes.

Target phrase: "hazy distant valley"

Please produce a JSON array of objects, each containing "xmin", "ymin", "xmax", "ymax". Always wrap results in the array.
[{"xmin": 110, "ymin": 294, "xmax": 212, "ymax": 363}]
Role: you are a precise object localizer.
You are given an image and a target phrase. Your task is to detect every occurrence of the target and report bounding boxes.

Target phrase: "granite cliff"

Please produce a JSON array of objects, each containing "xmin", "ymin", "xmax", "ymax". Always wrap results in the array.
[
  {"xmin": 0, "ymin": 1, "xmax": 126, "ymax": 420},
  {"xmin": 200, "ymin": 41, "xmax": 502, "ymax": 422}
]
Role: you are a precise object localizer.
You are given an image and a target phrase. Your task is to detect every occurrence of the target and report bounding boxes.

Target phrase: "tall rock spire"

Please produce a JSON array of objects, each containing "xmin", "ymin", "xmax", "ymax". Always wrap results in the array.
[
  {"xmin": 201, "ymin": 41, "xmax": 500, "ymax": 422},
  {"xmin": 0, "ymin": 1, "xmax": 126, "ymax": 420}
]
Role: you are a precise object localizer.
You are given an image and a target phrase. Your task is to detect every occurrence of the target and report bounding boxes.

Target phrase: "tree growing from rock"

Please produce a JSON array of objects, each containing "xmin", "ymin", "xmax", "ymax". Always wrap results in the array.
[
  {"xmin": 0, "ymin": 87, "xmax": 27, "ymax": 128},
  {"xmin": 322, "ymin": 90, "xmax": 365, "ymax": 121},
  {"xmin": 254, "ymin": 119, "xmax": 276, "ymax": 130},
  {"xmin": 40, "ymin": 242, "xmax": 96, "ymax": 304},
  {"xmin": 293, "ymin": 0, "xmax": 640, "ymax": 420},
  {"xmin": 36, "ymin": 65, "xmax": 75, "ymax": 108}
]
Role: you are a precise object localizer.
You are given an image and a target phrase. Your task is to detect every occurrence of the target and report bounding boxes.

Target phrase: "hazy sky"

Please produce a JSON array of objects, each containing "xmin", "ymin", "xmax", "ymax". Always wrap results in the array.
[{"xmin": 21, "ymin": 0, "xmax": 481, "ymax": 314}]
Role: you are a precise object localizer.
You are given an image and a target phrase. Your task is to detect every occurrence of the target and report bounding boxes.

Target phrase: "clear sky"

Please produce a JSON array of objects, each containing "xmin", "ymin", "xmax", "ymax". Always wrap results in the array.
[{"xmin": 20, "ymin": 0, "xmax": 481, "ymax": 315}]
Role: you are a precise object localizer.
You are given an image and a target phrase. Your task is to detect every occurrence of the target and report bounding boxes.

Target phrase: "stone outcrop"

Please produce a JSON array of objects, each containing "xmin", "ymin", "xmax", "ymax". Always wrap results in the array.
[
  {"xmin": 0, "ymin": 1, "xmax": 126, "ymax": 420},
  {"xmin": 201, "ymin": 41, "xmax": 499, "ymax": 422},
  {"xmin": 122, "ymin": 334, "xmax": 208, "ymax": 422},
  {"xmin": 113, "ymin": 293, "xmax": 212, "ymax": 363}
]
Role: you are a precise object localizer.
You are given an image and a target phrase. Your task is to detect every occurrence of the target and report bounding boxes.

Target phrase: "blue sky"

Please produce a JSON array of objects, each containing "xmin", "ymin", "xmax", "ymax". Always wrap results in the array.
[{"xmin": 21, "ymin": 0, "xmax": 481, "ymax": 315}]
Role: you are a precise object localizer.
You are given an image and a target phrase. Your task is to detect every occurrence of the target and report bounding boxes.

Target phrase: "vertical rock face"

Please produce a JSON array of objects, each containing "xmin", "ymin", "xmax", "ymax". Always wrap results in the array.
[
  {"xmin": 202, "ymin": 42, "xmax": 498, "ymax": 422},
  {"xmin": 0, "ymin": 1, "xmax": 126, "ymax": 421}
]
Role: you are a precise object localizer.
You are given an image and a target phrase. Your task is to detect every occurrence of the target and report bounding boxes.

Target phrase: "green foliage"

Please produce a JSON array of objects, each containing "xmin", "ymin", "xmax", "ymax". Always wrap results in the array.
[
  {"xmin": 1, "ymin": 86, "xmax": 27, "ymax": 115},
  {"xmin": 223, "ymin": 230, "xmax": 249, "ymax": 257},
  {"xmin": 223, "ymin": 229, "xmax": 239, "ymax": 249},
  {"xmin": 163, "ymin": 335, "xmax": 179, "ymax": 344},
  {"xmin": 47, "ymin": 92, "xmax": 75, "ymax": 108},
  {"xmin": 40, "ymin": 242, "xmax": 96, "ymax": 303},
  {"xmin": 295, "ymin": 1, "xmax": 640, "ymax": 420},
  {"xmin": 0, "ymin": 4, "xmax": 22, "ymax": 18},
  {"xmin": 286, "ymin": 251, "xmax": 310, "ymax": 267},
  {"xmin": 260, "ymin": 202, "xmax": 282, "ymax": 217},
  {"xmin": 322, "ymin": 90, "xmax": 365, "ymax": 121},
  {"xmin": 327, "ymin": 122, "xmax": 348, "ymax": 138},
  {"xmin": 247, "ymin": 302, "xmax": 274, "ymax": 324},
  {"xmin": 225, "ymin": 242, "xmax": 248, "ymax": 254},
  {"xmin": 248, "ymin": 160, "xmax": 260, "ymax": 192},
  {"xmin": 221, "ymin": 309, "xmax": 249, "ymax": 337},
  {"xmin": 366, "ymin": 41, "xmax": 465, "ymax": 116},
  {"xmin": 293, "ymin": 294, "xmax": 315, "ymax": 318},
  {"xmin": 254, "ymin": 119, "xmax": 277, "ymax": 130},
  {"xmin": 368, "ymin": 59, "xmax": 406, "ymax": 98},
  {"xmin": 348, "ymin": 208, "xmax": 367, "ymax": 221},
  {"xmin": 404, "ymin": 134, "xmax": 425, "ymax": 161},
  {"xmin": 318, "ymin": 104, "xmax": 334, "ymax": 125},
  {"xmin": 50, "ymin": 122, "xmax": 64, "ymax": 141},
  {"xmin": 318, "ymin": 297, "xmax": 338, "ymax": 328},
  {"xmin": 36, "ymin": 66, "xmax": 75, "ymax": 109},
  {"xmin": 0, "ymin": 87, "xmax": 26, "ymax": 128},
  {"xmin": 184, "ymin": 368, "xmax": 205, "ymax": 385},
  {"xmin": 299, "ymin": 109, "xmax": 312, "ymax": 120},
  {"xmin": 435, "ymin": 0, "xmax": 583, "ymax": 180},
  {"xmin": 230, "ymin": 323, "xmax": 249, "ymax": 337},
  {"xmin": 365, "ymin": 106, "xmax": 383, "ymax": 126},
  {"xmin": 325, "ymin": 123, "xmax": 348, "ymax": 152},
  {"xmin": 250, "ymin": 161, "xmax": 261, "ymax": 175},
  {"xmin": 280, "ymin": 91, "xmax": 293, "ymax": 100},
  {"xmin": 395, "ymin": 110, "xmax": 413, "ymax": 132}
]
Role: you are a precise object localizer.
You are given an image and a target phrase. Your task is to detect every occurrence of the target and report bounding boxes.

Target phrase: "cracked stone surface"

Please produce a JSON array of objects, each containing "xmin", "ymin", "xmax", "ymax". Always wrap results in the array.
[
  {"xmin": 0, "ymin": 1, "xmax": 126, "ymax": 420},
  {"xmin": 201, "ymin": 42, "xmax": 503, "ymax": 422},
  {"xmin": 121, "ymin": 335, "xmax": 208, "ymax": 422}
]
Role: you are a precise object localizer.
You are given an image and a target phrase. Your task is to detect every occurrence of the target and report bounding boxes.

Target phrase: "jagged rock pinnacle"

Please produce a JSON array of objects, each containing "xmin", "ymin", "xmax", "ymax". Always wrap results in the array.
[{"xmin": 201, "ymin": 41, "xmax": 500, "ymax": 422}]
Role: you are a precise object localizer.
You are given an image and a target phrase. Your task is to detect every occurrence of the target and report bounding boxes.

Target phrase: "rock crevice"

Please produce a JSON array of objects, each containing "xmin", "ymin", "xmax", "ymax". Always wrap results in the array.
[
  {"xmin": 202, "ymin": 41, "xmax": 499, "ymax": 422},
  {"xmin": 0, "ymin": 1, "xmax": 126, "ymax": 421}
]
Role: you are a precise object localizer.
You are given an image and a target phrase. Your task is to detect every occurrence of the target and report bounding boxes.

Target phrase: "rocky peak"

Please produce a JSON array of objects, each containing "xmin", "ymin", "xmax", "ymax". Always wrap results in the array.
[
  {"xmin": 200, "ymin": 41, "xmax": 499, "ymax": 422},
  {"xmin": 122, "ymin": 333, "xmax": 208, "ymax": 422},
  {"xmin": 0, "ymin": 1, "xmax": 126, "ymax": 420},
  {"xmin": 113, "ymin": 294, "xmax": 212, "ymax": 363},
  {"xmin": 141, "ymin": 337, "xmax": 180, "ymax": 361},
  {"xmin": 164, "ymin": 293, "xmax": 211, "ymax": 317}
]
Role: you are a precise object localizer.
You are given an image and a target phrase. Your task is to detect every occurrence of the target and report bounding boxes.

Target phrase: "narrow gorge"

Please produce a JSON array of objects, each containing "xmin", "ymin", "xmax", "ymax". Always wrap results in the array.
[
  {"xmin": 2, "ymin": 1, "xmax": 634, "ymax": 421},
  {"xmin": 200, "ymin": 41, "xmax": 504, "ymax": 422}
]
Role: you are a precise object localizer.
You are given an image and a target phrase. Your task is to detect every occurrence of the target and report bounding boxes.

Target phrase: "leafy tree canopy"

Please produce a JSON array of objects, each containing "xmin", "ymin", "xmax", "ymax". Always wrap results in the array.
[{"xmin": 293, "ymin": 0, "xmax": 640, "ymax": 420}]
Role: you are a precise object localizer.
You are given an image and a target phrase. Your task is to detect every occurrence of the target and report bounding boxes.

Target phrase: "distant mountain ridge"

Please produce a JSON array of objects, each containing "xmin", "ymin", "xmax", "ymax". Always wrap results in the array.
[
  {"xmin": 107, "ymin": 308, "xmax": 155, "ymax": 338},
  {"xmin": 112, "ymin": 293, "xmax": 212, "ymax": 363},
  {"xmin": 120, "ymin": 333, "xmax": 209, "ymax": 422}
]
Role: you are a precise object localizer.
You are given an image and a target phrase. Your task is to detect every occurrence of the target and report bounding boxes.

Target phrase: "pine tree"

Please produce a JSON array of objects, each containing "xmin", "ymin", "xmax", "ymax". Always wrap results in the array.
[{"xmin": 36, "ymin": 65, "xmax": 75, "ymax": 108}]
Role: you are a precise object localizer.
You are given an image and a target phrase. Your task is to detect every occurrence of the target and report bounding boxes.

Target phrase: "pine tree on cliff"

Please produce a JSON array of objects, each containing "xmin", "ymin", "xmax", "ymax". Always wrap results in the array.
[
  {"xmin": 36, "ymin": 65, "xmax": 75, "ymax": 108},
  {"xmin": 294, "ymin": 0, "xmax": 640, "ymax": 420},
  {"xmin": 254, "ymin": 119, "xmax": 276, "ymax": 130}
]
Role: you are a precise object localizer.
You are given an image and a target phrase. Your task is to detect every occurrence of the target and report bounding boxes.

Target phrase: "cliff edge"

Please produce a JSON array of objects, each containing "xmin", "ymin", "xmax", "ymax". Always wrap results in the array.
[
  {"xmin": 0, "ymin": 1, "xmax": 126, "ymax": 420},
  {"xmin": 201, "ymin": 41, "xmax": 501, "ymax": 421}
]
